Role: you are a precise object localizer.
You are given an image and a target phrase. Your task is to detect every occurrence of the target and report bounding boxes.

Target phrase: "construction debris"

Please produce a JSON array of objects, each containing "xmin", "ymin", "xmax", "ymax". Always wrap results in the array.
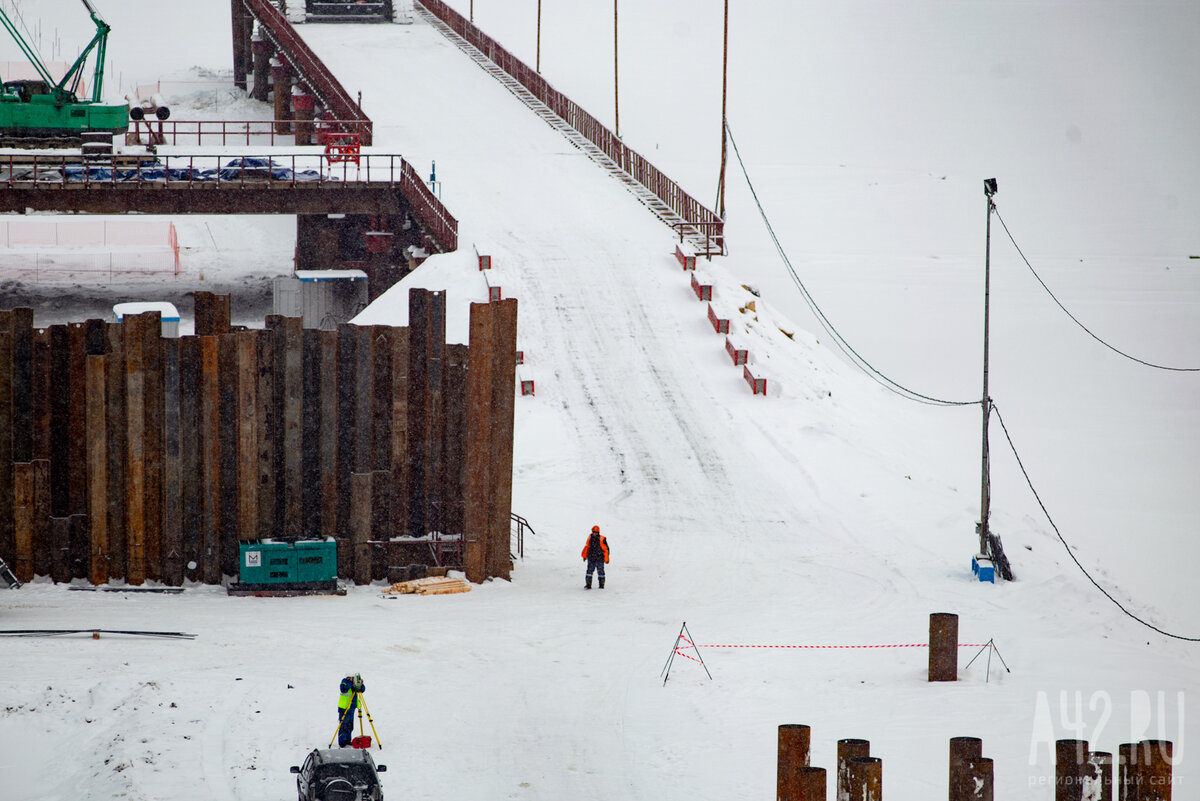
[{"xmin": 382, "ymin": 576, "xmax": 471, "ymax": 596}]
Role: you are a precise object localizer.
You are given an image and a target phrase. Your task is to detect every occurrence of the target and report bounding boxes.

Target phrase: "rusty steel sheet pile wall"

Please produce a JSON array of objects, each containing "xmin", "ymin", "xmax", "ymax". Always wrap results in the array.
[
  {"xmin": 0, "ymin": 289, "xmax": 516, "ymax": 586},
  {"xmin": 417, "ymin": 0, "xmax": 723, "ymax": 252}
]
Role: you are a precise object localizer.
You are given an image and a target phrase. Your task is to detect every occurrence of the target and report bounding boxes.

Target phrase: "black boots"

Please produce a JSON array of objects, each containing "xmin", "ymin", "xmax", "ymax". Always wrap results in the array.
[
  {"xmin": 598, "ymin": 577, "xmax": 605, "ymax": 589},
  {"xmin": 585, "ymin": 576, "xmax": 592, "ymax": 589}
]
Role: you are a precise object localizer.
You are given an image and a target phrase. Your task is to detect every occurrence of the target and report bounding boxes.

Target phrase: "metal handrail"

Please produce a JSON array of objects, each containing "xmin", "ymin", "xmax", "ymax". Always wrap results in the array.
[
  {"xmin": 510, "ymin": 512, "xmax": 536, "ymax": 560},
  {"xmin": 127, "ymin": 118, "xmax": 372, "ymax": 147}
]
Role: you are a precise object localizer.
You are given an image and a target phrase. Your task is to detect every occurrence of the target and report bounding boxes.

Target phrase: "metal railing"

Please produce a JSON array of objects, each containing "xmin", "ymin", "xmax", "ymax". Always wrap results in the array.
[
  {"xmin": 418, "ymin": 0, "xmax": 724, "ymax": 252},
  {"xmin": 510, "ymin": 512, "xmax": 536, "ymax": 560},
  {"xmin": 0, "ymin": 152, "xmax": 458, "ymax": 251},
  {"xmin": 242, "ymin": 0, "xmax": 372, "ymax": 143},
  {"xmin": 126, "ymin": 118, "xmax": 373, "ymax": 148}
]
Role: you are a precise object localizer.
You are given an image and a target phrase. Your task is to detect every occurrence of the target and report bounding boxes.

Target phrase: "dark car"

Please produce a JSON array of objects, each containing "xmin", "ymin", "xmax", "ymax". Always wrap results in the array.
[{"xmin": 290, "ymin": 748, "xmax": 387, "ymax": 801}]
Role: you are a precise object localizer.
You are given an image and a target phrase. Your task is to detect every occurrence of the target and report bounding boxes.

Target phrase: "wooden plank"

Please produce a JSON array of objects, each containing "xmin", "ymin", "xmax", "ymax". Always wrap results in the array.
[
  {"xmin": 217, "ymin": 333, "xmax": 238, "ymax": 577},
  {"xmin": 124, "ymin": 314, "xmax": 147, "ymax": 585},
  {"xmin": 86, "ymin": 355, "xmax": 108, "ymax": 585},
  {"xmin": 31, "ymin": 459, "xmax": 50, "ymax": 578},
  {"xmin": 199, "ymin": 336, "xmax": 221, "ymax": 583},
  {"xmin": 141, "ymin": 314, "xmax": 164, "ymax": 580},
  {"xmin": 104, "ymin": 323, "xmax": 127, "ymax": 580},
  {"xmin": 12, "ymin": 462, "xmax": 33, "ymax": 582},
  {"xmin": 161, "ymin": 338, "xmax": 183, "ymax": 585},
  {"xmin": 319, "ymin": 329, "xmax": 338, "ymax": 540},
  {"xmin": 11, "ymin": 307, "xmax": 33, "ymax": 463},
  {"xmin": 178, "ymin": 336, "xmax": 201, "ymax": 583},
  {"xmin": 236, "ymin": 331, "xmax": 259, "ymax": 542}
]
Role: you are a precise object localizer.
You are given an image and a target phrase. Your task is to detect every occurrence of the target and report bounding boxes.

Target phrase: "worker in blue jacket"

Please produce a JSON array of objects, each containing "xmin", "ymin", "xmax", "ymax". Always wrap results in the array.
[{"xmin": 337, "ymin": 673, "xmax": 365, "ymax": 746}]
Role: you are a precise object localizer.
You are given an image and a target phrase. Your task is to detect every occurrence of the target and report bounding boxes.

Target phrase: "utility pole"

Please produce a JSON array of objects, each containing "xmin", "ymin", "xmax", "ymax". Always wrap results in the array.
[
  {"xmin": 715, "ymin": 0, "xmax": 729, "ymax": 220},
  {"xmin": 536, "ymin": 0, "xmax": 541, "ymax": 73},
  {"xmin": 613, "ymin": 0, "xmax": 620, "ymax": 138},
  {"xmin": 978, "ymin": 178, "xmax": 997, "ymax": 558}
]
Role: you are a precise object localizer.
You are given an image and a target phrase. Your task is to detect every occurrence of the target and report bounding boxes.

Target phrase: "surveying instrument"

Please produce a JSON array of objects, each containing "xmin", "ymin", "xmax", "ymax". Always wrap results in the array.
[{"xmin": 330, "ymin": 677, "xmax": 383, "ymax": 749}]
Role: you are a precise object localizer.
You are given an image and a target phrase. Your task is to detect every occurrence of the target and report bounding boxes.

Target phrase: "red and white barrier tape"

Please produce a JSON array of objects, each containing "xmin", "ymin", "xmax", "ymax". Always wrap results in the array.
[{"xmin": 683, "ymin": 643, "xmax": 990, "ymax": 650}]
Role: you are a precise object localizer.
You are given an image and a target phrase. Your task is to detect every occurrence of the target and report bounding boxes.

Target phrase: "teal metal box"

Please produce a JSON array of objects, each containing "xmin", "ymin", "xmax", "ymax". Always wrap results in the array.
[
  {"xmin": 293, "ymin": 539, "xmax": 338, "ymax": 582},
  {"xmin": 239, "ymin": 540, "xmax": 337, "ymax": 585}
]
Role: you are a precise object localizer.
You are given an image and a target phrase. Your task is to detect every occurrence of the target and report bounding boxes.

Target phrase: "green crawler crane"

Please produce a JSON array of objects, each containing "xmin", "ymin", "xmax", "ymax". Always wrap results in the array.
[{"xmin": 0, "ymin": 0, "xmax": 128, "ymax": 144}]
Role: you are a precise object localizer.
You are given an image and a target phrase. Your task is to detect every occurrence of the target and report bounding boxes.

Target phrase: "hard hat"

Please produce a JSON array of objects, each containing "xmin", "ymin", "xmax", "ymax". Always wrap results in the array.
[{"xmin": 591, "ymin": 525, "xmax": 600, "ymax": 533}]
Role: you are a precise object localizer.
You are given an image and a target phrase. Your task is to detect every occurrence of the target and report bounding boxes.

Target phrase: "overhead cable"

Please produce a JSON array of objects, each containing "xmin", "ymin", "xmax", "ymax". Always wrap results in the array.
[
  {"xmin": 725, "ymin": 120, "xmax": 976, "ymax": 407},
  {"xmin": 993, "ymin": 208, "xmax": 1199, "ymax": 372},
  {"xmin": 991, "ymin": 403, "xmax": 1199, "ymax": 642}
]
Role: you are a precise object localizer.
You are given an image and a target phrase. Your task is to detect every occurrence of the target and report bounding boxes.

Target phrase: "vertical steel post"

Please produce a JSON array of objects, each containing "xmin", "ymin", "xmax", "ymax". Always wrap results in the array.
[
  {"xmin": 104, "ymin": 323, "xmax": 126, "ymax": 580},
  {"xmin": 199, "ymin": 336, "xmax": 221, "ymax": 584},
  {"xmin": 0, "ymin": 311, "xmax": 12, "ymax": 570},
  {"xmin": 32, "ymin": 459, "xmax": 50, "ymax": 579},
  {"xmin": 161, "ymin": 338, "xmax": 182, "ymax": 585},
  {"xmin": 1056, "ymin": 739, "xmax": 1088, "ymax": 801},
  {"xmin": 319, "ymin": 330, "xmax": 339, "ymax": 541},
  {"xmin": 236, "ymin": 331, "xmax": 259, "ymax": 543},
  {"xmin": 85, "ymin": 355, "xmax": 107, "ymax": 586},
  {"xmin": 838, "ymin": 739, "xmax": 871, "ymax": 801},
  {"xmin": 777, "ymin": 724, "xmax": 812, "ymax": 801},
  {"xmin": 179, "ymin": 336, "xmax": 201, "ymax": 583},
  {"xmin": 11, "ymin": 307, "xmax": 32, "ymax": 463},
  {"xmin": 350, "ymin": 471, "xmax": 371, "ymax": 585},
  {"xmin": 124, "ymin": 314, "xmax": 146, "ymax": 585},
  {"xmin": 715, "ymin": 0, "xmax": 729, "ymax": 220},
  {"xmin": 463, "ymin": 302, "xmax": 494, "ymax": 583},
  {"xmin": 1089, "ymin": 751, "xmax": 1113, "ymax": 801},
  {"xmin": 613, "ymin": 0, "xmax": 620, "ymax": 138},
  {"xmin": 979, "ymin": 182, "xmax": 996, "ymax": 556},
  {"xmin": 928, "ymin": 612, "xmax": 959, "ymax": 682},
  {"xmin": 487, "ymin": 299, "xmax": 518, "ymax": 580},
  {"xmin": 949, "ymin": 736, "xmax": 983, "ymax": 799},
  {"xmin": 1139, "ymin": 740, "xmax": 1171, "ymax": 801},
  {"xmin": 12, "ymin": 462, "xmax": 33, "ymax": 583},
  {"xmin": 848, "ymin": 756, "xmax": 882, "ymax": 800},
  {"xmin": 141, "ymin": 314, "xmax": 163, "ymax": 581}
]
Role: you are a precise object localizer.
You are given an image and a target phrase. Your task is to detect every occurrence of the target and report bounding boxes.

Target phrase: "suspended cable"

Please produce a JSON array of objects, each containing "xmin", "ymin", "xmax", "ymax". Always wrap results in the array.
[
  {"xmin": 993, "ymin": 208, "xmax": 1200, "ymax": 372},
  {"xmin": 724, "ymin": 120, "xmax": 976, "ymax": 408},
  {"xmin": 991, "ymin": 403, "xmax": 1200, "ymax": 642}
]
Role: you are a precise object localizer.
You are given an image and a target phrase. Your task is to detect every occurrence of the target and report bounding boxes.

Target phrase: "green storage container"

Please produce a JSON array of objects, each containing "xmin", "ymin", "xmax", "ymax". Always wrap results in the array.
[
  {"xmin": 294, "ymin": 539, "xmax": 338, "ymax": 583},
  {"xmin": 239, "ymin": 539, "xmax": 337, "ymax": 585}
]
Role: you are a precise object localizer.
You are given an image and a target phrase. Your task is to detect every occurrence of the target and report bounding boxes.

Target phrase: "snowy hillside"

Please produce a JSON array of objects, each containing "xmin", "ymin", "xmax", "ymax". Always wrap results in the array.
[{"xmin": 2, "ymin": 1, "xmax": 1198, "ymax": 800}]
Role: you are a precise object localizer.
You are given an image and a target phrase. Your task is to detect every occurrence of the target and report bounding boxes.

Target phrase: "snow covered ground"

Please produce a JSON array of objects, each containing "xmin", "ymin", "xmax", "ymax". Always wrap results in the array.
[{"xmin": 2, "ymin": 1, "xmax": 1198, "ymax": 799}]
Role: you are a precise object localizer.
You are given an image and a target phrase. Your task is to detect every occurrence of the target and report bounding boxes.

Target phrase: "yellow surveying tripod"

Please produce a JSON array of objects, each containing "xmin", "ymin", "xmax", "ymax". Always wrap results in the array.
[{"xmin": 329, "ymin": 689, "xmax": 383, "ymax": 749}]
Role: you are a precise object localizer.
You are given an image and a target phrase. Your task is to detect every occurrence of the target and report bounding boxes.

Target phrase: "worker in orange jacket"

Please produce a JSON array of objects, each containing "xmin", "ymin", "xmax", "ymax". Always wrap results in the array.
[{"xmin": 581, "ymin": 525, "xmax": 609, "ymax": 589}]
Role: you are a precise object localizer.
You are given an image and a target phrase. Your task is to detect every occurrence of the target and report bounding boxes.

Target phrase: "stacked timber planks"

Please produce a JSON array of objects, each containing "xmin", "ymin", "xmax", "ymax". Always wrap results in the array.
[{"xmin": 383, "ymin": 576, "xmax": 471, "ymax": 595}]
